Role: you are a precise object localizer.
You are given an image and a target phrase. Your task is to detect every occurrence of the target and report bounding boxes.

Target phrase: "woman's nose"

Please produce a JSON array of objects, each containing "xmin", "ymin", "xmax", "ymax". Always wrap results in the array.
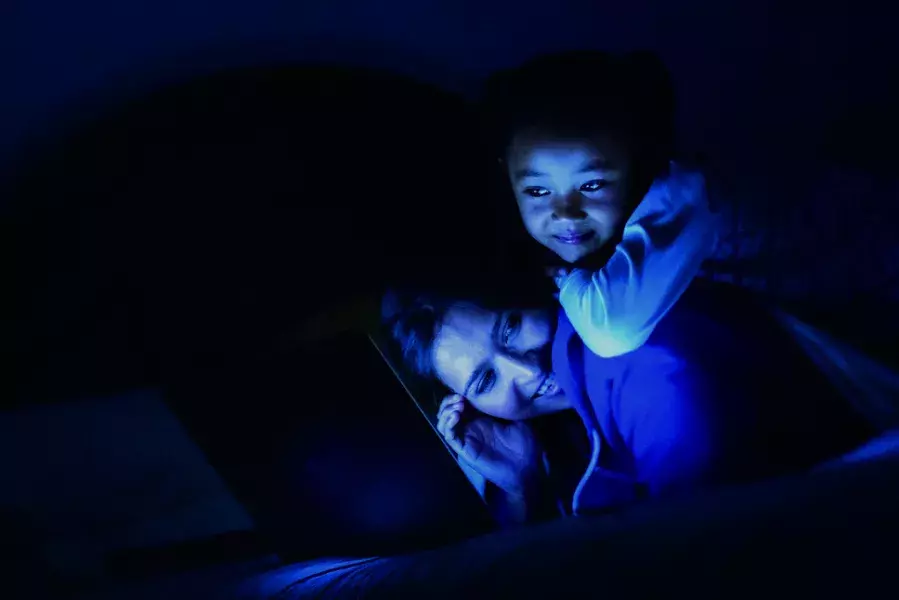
[
  {"xmin": 552, "ymin": 190, "xmax": 587, "ymax": 221},
  {"xmin": 495, "ymin": 352, "xmax": 541, "ymax": 382}
]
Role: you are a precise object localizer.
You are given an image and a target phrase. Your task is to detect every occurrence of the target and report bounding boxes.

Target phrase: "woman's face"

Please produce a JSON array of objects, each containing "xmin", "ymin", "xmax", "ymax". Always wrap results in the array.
[
  {"xmin": 506, "ymin": 131, "xmax": 635, "ymax": 264},
  {"xmin": 430, "ymin": 303, "xmax": 569, "ymax": 421}
]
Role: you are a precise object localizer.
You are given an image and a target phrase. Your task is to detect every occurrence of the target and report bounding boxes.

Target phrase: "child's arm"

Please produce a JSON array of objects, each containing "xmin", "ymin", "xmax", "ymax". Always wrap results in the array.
[{"xmin": 557, "ymin": 165, "xmax": 717, "ymax": 358}]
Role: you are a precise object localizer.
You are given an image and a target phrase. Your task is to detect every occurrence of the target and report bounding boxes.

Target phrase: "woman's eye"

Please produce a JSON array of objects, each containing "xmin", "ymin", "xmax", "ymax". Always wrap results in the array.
[
  {"xmin": 523, "ymin": 187, "xmax": 551, "ymax": 198},
  {"xmin": 502, "ymin": 313, "xmax": 522, "ymax": 345},
  {"xmin": 580, "ymin": 180, "xmax": 607, "ymax": 192},
  {"xmin": 477, "ymin": 370, "xmax": 496, "ymax": 394}
]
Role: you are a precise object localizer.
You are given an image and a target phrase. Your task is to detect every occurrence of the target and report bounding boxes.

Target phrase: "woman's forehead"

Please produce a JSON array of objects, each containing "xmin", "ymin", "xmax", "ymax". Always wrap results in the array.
[{"xmin": 431, "ymin": 304, "xmax": 497, "ymax": 391}]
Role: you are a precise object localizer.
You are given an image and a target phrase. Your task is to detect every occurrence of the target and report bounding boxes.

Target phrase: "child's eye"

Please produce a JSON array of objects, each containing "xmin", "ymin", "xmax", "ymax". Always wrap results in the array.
[
  {"xmin": 580, "ymin": 180, "xmax": 607, "ymax": 192},
  {"xmin": 523, "ymin": 187, "xmax": 551, "ymax": 198}
]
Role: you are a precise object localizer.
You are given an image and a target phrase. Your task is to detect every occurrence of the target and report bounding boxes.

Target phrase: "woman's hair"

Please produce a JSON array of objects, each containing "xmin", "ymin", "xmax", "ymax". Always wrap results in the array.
[
  {"xmin": 384, "ymin": 292, "xmax": 449, "ymax": 380},
  {"xmin": 482, "ymin": 50, "xmax": 676, "ymax": 183},
  {"xmin": 382, "ymin": 271, "xmax": 554, "ymax": 380}
]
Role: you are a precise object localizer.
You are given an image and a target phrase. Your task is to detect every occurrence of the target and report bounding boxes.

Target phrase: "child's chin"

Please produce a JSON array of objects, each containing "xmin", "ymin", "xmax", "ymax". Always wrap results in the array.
[{"xmin": 551, "ymin": 246, "xmax": 590, "ymax": 264}]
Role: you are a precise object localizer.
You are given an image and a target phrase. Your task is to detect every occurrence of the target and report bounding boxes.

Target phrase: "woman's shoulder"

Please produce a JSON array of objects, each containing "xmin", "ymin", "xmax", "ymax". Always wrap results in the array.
[{"xmin": 658, "ymin": 280, "xmax": 790, "ymax": 354}]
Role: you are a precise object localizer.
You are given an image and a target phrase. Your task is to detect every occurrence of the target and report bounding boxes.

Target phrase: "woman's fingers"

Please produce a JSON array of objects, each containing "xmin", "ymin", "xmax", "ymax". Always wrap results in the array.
[
  {"xmin": 437, "ymin": 394, "xmax": 465, "ymax": 421},
  {"xmin": 437, "ymin": 406, "xmax": 457, "ymax": 437},
  {"xmin": 437, "ymin": 394, "xmax": 471, "ymax": 458},
  {"xmin": 436, "ymin": 410, "xmax": 451, "ymax": 440},
  {"xmin": 438, "ymin": 394, "xmax": 462, "ymax": 412},
  {"xmin": 445, "ymin": 434, "xmax": 465, "ymax": 456},
  {"xmin": 444, "ymin": 408, "xmax": 462, "ymax": 438},
  {"xmin": 446, "ymin": 410, "xmax": 460, "ymax": 433},
  {"xmin": 437, "ymin": 404, "xmax": 464, "ymax": 446}
]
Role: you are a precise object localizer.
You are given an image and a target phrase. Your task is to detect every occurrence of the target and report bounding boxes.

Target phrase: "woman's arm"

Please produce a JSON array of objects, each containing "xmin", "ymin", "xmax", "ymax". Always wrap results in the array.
[
  {"xmin": 484, "ymin": 468, "xmax": 561, "ymax": 527},
  {"xmin": 438, "ymin": 397, "xmax": 562, "ymax": 527},
  {"xmin": 457, "ymin": 459, "xmax": 535, "ymax": 526},
  {"xmin": 558, "ymin": 165, "xmax": 718, "ymax": 358}
]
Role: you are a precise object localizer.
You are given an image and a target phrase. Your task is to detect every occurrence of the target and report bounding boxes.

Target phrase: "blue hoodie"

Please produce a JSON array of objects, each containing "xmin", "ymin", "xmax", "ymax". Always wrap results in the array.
[{"xmin": 551, "ymin": 283, "xmax": 870, "ymax": 516}]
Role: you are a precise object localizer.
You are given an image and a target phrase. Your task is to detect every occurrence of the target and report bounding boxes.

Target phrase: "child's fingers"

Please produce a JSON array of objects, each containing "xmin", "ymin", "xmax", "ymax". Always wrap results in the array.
[{"xmin": 546, "ymin": 267, "xmax": 571, "ymax": 289}]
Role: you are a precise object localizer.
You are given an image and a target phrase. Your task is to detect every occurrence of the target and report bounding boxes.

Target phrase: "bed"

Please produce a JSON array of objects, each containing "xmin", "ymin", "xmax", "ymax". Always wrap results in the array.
[{"xmin": 69, "ymin": 430, "xmax": 899, "ymax": 599}]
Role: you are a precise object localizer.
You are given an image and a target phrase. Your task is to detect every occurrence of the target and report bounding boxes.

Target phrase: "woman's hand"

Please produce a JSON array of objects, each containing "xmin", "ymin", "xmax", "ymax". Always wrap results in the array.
[{"xmin": 436, "ymin": 394, "xmax": 542, "ymax": 495}]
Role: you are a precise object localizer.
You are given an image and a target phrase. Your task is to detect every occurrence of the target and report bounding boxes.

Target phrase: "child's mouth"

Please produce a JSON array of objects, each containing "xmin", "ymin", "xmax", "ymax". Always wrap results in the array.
[{"xmin": 553, "ymin": 230, "xmax": 596, "ymax": 245}]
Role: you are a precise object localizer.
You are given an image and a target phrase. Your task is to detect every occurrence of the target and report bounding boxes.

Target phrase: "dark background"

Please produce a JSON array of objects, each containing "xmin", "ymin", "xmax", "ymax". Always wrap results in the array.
[
  {"xmin": 2, "ymin": 1, "xmax": 898, "ymax": 595},
  {"xmin": 2, "ymin": 65, "xmax": 500, "ymax": 595}
]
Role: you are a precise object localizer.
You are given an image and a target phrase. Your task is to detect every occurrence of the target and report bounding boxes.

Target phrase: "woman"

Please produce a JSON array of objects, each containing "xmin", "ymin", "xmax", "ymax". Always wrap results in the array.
[
  {"xmin": 483, "ymin": 51, "xmax": 718, "ymax": 358},
  {"xmin": 383, "ymin": 279, "xmax": 873, "ymax": 525}
]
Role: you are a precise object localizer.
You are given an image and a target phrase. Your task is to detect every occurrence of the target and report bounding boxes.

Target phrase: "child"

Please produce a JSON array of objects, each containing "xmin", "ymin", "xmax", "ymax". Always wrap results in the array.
[{"xmin": 483, "ymin": 51, "xmax": 718, "ymax": 357}]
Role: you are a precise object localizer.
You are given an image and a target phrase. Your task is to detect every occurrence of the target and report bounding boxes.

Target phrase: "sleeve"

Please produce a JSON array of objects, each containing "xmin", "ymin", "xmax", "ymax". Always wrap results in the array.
[{"xmin": 557, "ymin": 165, "xmax": 718, "ymax": 358}]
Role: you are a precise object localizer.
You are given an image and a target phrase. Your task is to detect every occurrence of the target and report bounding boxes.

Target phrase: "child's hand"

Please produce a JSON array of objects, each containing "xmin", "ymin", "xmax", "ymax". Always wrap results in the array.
[{"xmin": 546, "ymin": 267, "xmax": 572, "ymax": 290}]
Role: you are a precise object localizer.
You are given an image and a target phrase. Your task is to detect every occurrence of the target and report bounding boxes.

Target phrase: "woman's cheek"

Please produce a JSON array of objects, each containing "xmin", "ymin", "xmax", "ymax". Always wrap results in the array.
[{"xmin": 471, "ymin": 394, "xmax": 512, "ymax": 420}]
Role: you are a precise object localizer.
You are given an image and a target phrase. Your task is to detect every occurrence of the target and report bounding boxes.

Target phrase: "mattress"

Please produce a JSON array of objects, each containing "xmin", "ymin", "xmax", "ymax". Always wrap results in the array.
[
  {"xmin": 73, "ymin": 432, "xmax": 899, "ymax": 599},
  {"xmin": 235, "ymin": 432, "xmax": 899, "ymax": 599}
]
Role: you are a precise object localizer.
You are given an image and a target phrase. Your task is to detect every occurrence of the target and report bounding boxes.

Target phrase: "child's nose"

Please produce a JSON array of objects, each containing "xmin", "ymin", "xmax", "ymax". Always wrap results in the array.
[{"xmin": 552, "ymin": 191, "xmax": 587, "ymax": 221}]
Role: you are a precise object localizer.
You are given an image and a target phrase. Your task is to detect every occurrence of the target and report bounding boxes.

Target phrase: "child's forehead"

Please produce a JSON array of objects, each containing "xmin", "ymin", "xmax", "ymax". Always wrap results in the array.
[{"xmin": 507, "ymin": 131, "xmax": 628, "ymax": 166}]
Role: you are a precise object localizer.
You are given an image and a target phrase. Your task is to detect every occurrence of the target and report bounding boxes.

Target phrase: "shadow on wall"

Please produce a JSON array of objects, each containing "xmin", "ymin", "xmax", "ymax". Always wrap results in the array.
[
  {"xmin": 0, "ymin": 35, "xmax": 481, "ymax": 188},
  {"xmin": 2, "ymin": 60, "xmax": 497, "ymax": 407}
]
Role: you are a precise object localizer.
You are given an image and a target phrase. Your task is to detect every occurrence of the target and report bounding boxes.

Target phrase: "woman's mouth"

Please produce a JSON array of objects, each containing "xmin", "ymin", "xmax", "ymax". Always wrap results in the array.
[
  {"xmin": 531, "ymin": 373, "xmax": 560, "ymax": 401},
  {"xmin": 553, "ymin": 230, "xmax": 596, "ymax": 245}
]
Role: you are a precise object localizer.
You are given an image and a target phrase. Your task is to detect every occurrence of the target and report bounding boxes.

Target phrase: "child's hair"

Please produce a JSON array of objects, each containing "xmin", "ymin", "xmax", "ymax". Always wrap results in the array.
[{"xmin": 482, "ymin": 50, "xmax": 676, "ymax": 184}]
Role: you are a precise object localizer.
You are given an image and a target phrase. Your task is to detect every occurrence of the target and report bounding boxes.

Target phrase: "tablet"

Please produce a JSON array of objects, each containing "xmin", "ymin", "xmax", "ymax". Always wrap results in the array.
[
  {"xmin": 168, "ymin": 331, "xmax": 495, "ymax": 562},
  {"xmin": 368, "ymin": 330, "xmax": 492, "ymax": 500}
]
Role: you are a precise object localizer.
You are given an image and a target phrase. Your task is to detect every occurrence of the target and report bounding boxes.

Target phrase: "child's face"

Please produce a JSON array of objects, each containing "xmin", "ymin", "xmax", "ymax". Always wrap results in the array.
[{"xmin": 506, "ymin": 131, "xmax": 634, "ymax": 264}]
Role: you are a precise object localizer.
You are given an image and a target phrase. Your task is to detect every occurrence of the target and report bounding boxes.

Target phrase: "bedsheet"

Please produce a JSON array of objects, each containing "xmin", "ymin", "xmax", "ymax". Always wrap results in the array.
[
  {"xmin": 75, "ymin": 431, "xmax": 899, "ymax": 599},
  {"xmin": 238, "ymin": 433, "xmax": 899, "ymax": 599}
]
